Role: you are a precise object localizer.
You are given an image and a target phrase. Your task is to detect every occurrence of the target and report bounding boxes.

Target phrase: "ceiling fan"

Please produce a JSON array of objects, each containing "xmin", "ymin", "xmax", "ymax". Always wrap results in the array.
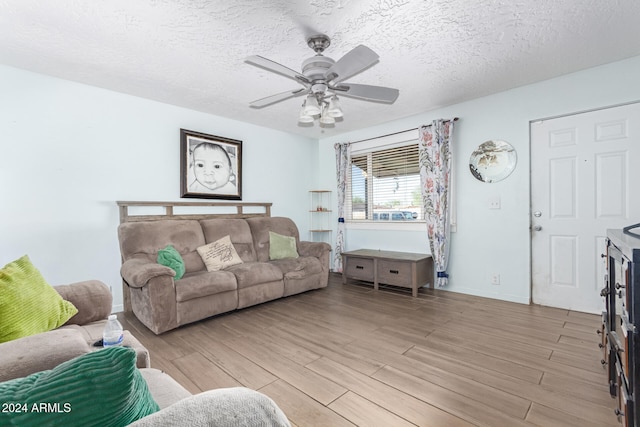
[{"xmin": 245, "ymin": 34, "xmax": 399, "ymax": 124}]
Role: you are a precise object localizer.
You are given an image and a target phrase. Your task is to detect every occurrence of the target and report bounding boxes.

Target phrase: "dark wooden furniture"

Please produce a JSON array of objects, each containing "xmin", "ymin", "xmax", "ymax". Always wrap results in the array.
[
  {"xmin": 602, "ymin": 228, "xmax": 640, "ymax": 426},
  {"xmin": 341, "ymin": 249, "xmax": 433, "ymax": 297}
]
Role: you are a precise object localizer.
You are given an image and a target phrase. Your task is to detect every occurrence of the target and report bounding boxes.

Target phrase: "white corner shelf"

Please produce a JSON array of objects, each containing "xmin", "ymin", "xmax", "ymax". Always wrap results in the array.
[{"xmin": 309, "ymin": 190, "xmax": 332, "ymax": 247}]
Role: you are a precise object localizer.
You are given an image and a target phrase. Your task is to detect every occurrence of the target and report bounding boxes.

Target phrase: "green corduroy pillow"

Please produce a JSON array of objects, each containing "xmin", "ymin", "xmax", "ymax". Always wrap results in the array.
[
  {"xmin": 157, "ymin": 245, "xmax": 185, "ymax": 280},
  {"xmin": 269, "ymin": 231, "xmax": 299, "ymax": 260},
  {"xmin": 0, "ymin": 255, "xmax": 78, "ymax": 343},
  {"xmin": 0, "ymin": 346, "xmax": 159, "ymax": 427}
]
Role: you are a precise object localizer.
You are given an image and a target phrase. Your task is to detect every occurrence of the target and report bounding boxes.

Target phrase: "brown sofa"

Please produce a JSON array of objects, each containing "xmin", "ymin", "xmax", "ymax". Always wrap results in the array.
[
  {"xmin": 0, "ymin": 280, "xmax": 290, "ymax": 426},
  {"xmin": 0, "ymin": 280, "xmax": 149, "ymax": 382},
  {"xmin": 118, "ymin": 216, "xmax": 331, "ymax": 334}
]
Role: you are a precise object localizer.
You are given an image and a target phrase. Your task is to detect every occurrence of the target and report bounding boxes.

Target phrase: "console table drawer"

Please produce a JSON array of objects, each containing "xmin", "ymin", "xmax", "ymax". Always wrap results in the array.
[
  {"xmin": 344, "ymin": 257, "xmax": 375, "ymax": 281},
  {"xmin": 377, "ymin": 260, "xmax": 412, "ymax": 287},
  {"xmin": 342, "ymin": 249, "xmax": 433, "ymax": 297}
]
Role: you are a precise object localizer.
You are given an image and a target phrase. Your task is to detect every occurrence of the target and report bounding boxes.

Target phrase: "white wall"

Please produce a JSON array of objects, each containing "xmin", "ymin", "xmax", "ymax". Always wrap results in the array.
[
  {"xmin": 318, "ymin": 55, "xmax": 640, "ymax": 304},
  {"xmin": 3, "ymin": 55, "xmax": 640, "ymax": 312},
  {"xmin": 0, "ymin": 65, "xmax": 316, "ymax": 312}
]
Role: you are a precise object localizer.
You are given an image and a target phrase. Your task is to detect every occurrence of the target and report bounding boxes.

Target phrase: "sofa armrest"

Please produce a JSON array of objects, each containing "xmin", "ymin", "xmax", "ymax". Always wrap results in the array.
[
  {"xmin": 121, "ymin": 258, "xmax": 175, "ymax": 288},
  {"xmin": 55, "ymin": 280, "xmax": 112, "ymax": 326},
  {"xmin": 0, "ymin": 329, "xmax": 90, "ymax": 382},
  {"xmin": 298, "ymin": 241, "xmax": 331, "ymax": 258},
  {"xmin": 139, "ymin": 368, "xmax": 192, "ymax": 409}
]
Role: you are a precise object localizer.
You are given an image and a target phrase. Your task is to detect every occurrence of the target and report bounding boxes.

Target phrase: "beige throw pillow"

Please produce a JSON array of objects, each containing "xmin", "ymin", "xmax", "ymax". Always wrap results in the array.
[{"xmin": 197, "ymin": 235, "xmax": 243, "ymax": 272}]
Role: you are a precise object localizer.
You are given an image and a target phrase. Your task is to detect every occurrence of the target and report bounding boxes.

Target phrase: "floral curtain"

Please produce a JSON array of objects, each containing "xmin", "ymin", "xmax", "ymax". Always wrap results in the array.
[
  {"xmin": 334, "ymin": 142, "xmax": 350, "ymax": 272},
  {"xmin": 419, "ymin": 120, "xmax": 454, "ymax": 288}
]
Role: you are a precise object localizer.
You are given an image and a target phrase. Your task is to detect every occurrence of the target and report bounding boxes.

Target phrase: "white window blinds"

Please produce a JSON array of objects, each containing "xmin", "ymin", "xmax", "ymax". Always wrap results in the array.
[{"xmin": 347, "ymin": 132, "xmax": 422, "ymax": 222}]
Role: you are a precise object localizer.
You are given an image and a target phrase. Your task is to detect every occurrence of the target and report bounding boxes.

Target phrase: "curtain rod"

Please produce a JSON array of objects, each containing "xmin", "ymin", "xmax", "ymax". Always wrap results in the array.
[{"xmin": 348, "ymin": 117, "xmax": 458, "ymax": 145}]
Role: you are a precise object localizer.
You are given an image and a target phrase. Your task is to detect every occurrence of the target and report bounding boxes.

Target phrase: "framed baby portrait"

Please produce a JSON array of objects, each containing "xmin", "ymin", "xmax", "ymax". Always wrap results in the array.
[{"xmin": 180, "ymin": 129, "xmax": 243, "ymax": 200}]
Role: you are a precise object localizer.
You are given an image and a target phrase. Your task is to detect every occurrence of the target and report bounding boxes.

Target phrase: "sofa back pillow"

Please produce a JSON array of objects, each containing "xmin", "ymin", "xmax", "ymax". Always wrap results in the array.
[
  {"xmin": 118, "ymin": 220, "xmax": 206, "ymax": 273},
  {"xmin": 54, "ymin": 280, "xmax": 112, "ymax": 326},
  {"xmin": 246, "ymin": 217, "xmax": 300, "ymax": 262},
  {"xmin": 200, "ymin": 218, "xmax": 257, "ymax": 262}
]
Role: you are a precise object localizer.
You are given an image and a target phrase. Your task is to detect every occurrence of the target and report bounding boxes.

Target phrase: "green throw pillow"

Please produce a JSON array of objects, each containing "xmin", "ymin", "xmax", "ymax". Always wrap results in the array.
[
  {"xmin": 157, "ymin": 245, "xmax": 185, "ymax": 280},
  {"xmin": 0, "ymin": 346, "xmax": 159, "ymax": 427},
  {"xmin": 0, "ymin": 255, "xmax": 78, "ymax": 343},
  {"xmin": 269, "ymin": 231, "xmax": 299, "ymax": 260}
]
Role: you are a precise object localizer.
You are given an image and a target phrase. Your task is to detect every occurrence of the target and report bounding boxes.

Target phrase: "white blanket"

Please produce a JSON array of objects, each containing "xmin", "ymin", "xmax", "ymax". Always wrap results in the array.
[{"xmin": 130, "ymin": 387, "xmax": 291, "ymax": 427}]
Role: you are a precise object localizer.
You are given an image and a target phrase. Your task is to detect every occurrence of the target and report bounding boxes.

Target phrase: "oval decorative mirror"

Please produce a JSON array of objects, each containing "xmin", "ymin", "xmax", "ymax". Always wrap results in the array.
[{"xmin": 469, "ymin": 140, "xmax": 517, "ymax": 183}]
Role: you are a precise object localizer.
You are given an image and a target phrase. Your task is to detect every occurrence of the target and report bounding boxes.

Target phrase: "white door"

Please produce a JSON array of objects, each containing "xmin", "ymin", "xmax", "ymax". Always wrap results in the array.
[{"xmin": 531, "ymin": 102, "xmax": 640, "ymax": 313}]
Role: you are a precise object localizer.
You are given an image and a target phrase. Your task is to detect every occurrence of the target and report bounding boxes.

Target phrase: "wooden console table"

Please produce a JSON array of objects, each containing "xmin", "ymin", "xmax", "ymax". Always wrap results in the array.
[{"xmin": 341, "ymin": 249, "xmax": 433, "ymax": 297}]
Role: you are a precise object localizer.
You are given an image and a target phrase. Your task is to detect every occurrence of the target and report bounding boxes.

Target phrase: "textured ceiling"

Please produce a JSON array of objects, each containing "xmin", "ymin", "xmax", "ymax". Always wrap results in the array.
[{"xmin": 1, "ymin": 0, "xmax": 640, "ymax": 139}]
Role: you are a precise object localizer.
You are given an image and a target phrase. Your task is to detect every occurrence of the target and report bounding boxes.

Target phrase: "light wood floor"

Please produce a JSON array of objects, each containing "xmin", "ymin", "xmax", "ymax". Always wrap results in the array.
[{"xmin": 119, "ymin": 274, "xmax": 618, "ymax": 426}]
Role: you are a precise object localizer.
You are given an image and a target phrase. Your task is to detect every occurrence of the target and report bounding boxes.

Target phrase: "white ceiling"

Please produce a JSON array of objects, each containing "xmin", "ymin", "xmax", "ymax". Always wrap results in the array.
[{"xmin": 1, "ymin": 0, "xmax": 640, "ymax": 139}]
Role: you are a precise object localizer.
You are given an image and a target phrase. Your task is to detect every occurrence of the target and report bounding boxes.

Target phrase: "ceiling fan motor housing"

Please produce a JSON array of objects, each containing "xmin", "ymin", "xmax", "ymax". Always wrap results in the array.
[
  {"xmin": 306, "ymin": 34, "xmax": 331, "ymax": 53},
  {"xmin": 302, "ymin": 56, "xmax": 335, "ymax": 94}
]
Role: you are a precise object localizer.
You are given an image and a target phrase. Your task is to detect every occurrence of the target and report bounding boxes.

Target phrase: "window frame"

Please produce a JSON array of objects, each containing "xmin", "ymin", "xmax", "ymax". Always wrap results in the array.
[{"xmin": 346, "ymin": 129, "xmax": 424, "ymax": 229}]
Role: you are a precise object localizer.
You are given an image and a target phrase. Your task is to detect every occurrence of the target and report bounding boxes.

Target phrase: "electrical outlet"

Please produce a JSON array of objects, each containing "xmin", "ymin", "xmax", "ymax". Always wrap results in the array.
[
  {"xmin": 488, "ymin": 196, "xmax": 501, "ymax": 209},
  {"xmin": 490, "ymin": 273, "xmax": 501, "ymax": 285}
]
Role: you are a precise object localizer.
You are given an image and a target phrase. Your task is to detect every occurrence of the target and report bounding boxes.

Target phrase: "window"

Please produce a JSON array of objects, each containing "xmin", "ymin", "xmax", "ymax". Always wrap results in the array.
[{"xmin": 347, "ymin": 135, "xmax": 423, "ymax": 222}]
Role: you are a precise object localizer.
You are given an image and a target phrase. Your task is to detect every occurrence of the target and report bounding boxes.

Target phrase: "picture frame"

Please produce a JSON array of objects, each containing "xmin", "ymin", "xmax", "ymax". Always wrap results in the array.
[{"xmin": 180, "ymin": 129, "xmax": 242, "ymax": 200}]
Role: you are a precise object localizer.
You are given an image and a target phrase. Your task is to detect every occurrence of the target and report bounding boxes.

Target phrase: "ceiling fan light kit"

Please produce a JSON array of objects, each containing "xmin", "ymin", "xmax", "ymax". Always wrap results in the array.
[
  {"xmin": 246, "ymin": 34, "xmax": 399, "ymax": 127},
  {"xmin": 299, "ymin": 94, "xmax": 343, "ymax": 125},
  {"xmin": 303, "ymin": 94, "xmax": 321, "ymax": 116},
  {"xmin": 298, "ymin": 104, "xmax": 315, "ymax": 123},
  {"xmin": 327, "ymin": 95, "xmax": 343, "ymax": 118},
  {"xmin": 319, "ymin": 105, "xmax": 336, "ymax": 125}
]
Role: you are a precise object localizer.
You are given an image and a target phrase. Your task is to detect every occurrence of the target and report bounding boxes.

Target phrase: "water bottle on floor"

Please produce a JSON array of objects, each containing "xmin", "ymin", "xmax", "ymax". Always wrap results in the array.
[{"xmin": 103, "ymin": 314, "xmax": 124, "ymax": 347}]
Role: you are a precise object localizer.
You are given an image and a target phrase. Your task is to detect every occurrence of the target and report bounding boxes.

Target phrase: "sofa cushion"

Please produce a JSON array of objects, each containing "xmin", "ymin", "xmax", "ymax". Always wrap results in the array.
[
  {"xmin": 196, "ymin": 235, "xmax": 243, "ymax": 272},
  {"xmin": 269, "ymin": 231, "xmax": 299, "ymax": 260},
  {"xmin": 157, "ymin": 245, "xmax": 185, "ymax": 280},
  {"xmin": 227, "ymin": 262, "xmax": 283, "ymax": 289},
  {"xmin": 247, "ymin": 217, "xmax": 301, "ymax": 262},
  {"xmin": 175, "ymin": 270, "xmax": 237, "ymax": 302},
  {"xmin": 0, "ymin": 328, "xmax": 90, "ymax": 383},
  {"xmin": 0, "ymin": 346, "xmax": 159, "ymax": 427},
  {"xmin": 200, "ymin": 218, "xmax": 257, "ymax": 262},
  {"xmin": 118, "ymin": 220, "xmax": 207, "ymax": 273},
  {"xmin": 61, "ymin": 323, "xmax": 151, "ymax": 369},
  {"xmin": 0, "ymin": 255, "xmax": 78, "ymax": 343},
  {"xmin": 270, "ymin": 256, "xmax": 323, "ymax": 279}
]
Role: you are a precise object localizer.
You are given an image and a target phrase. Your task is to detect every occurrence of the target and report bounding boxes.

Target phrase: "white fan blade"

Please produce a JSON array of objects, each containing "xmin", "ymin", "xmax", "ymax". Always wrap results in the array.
[
  {"xmin": 245, "ymin": 55, "xmax": 310, "ymax": 84},
  {"xmin": 334, "ymin": 83, "xmax": 399, "ymax": 103},
  {"xmin": 325, "ymin": 45, "xmax": 379, "ymax": 83},
  {"xmin": 249, "ymin": 88, "xmax": 307, "ymax": 108}
]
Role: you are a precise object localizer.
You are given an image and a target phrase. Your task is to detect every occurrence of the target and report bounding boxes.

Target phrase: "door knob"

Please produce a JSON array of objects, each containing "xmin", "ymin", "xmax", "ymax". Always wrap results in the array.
[
  {"xmin": 533, "ymin": 225, "xmax": 542, "ymax": 231},
  {"xmin": 533, "ymin": 211, "xmax": 542, "ymax": 217}
]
